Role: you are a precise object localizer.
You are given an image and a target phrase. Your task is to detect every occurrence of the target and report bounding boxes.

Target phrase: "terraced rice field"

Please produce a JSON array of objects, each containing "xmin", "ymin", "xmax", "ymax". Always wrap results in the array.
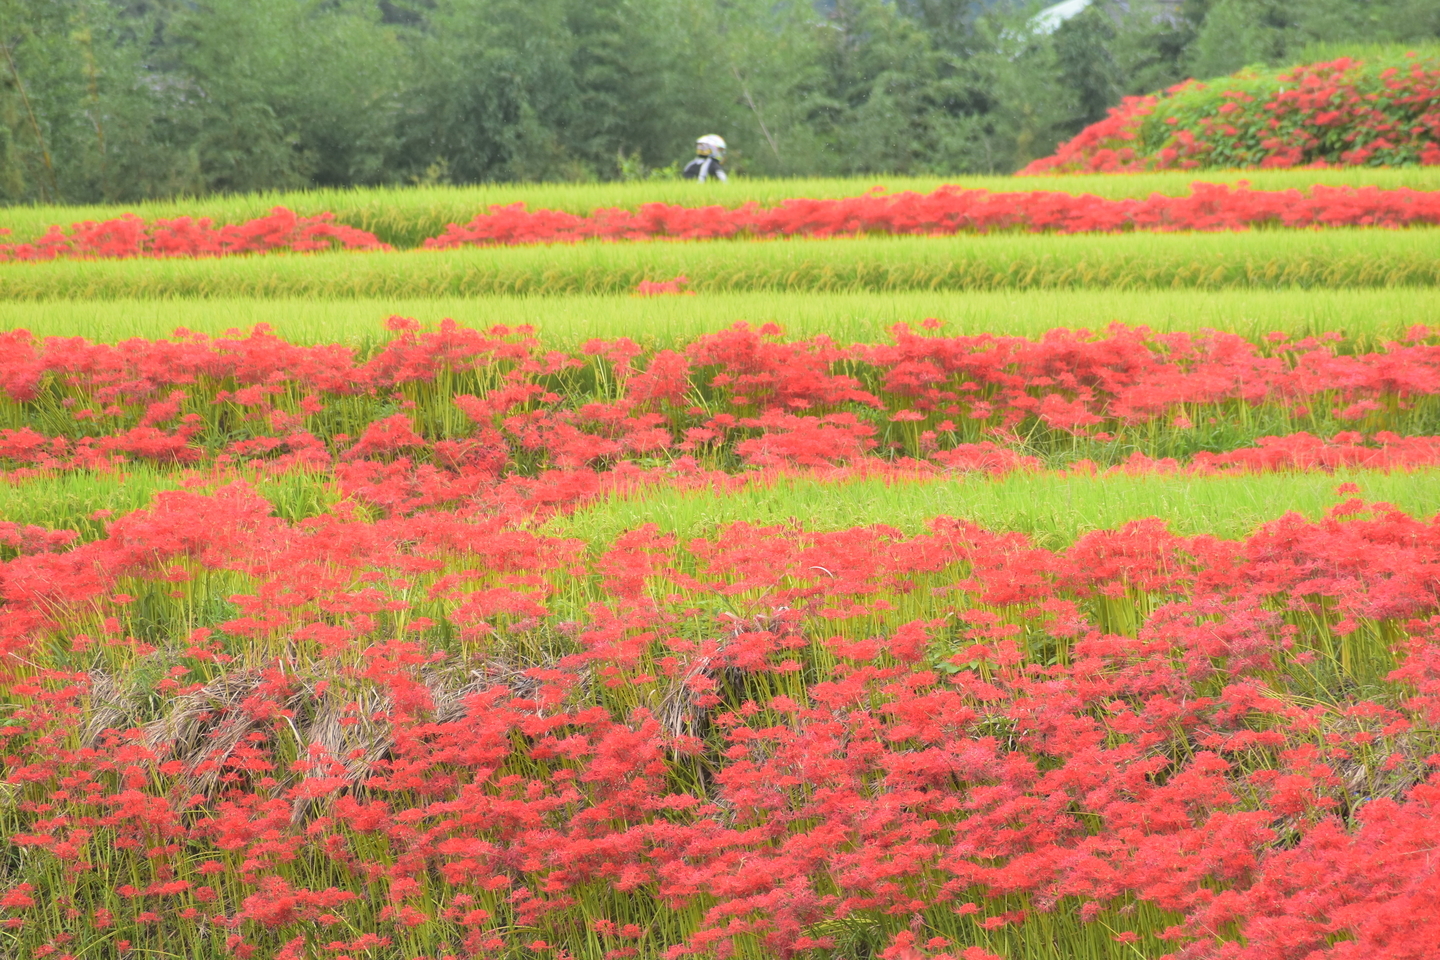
[
  {"xmin": 8, "ymin": 167, "xmax": 1440, "ymax": 247},
  {"xmin": 0, "ymin": 175, "xmax": 1438, "ymax": 960}
]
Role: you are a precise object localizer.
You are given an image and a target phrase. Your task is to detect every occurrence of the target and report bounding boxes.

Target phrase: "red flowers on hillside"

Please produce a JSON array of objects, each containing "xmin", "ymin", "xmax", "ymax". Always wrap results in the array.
[{"xmin": 1025, "ymin": 54, "xmax": 1440, "ymax": 174}]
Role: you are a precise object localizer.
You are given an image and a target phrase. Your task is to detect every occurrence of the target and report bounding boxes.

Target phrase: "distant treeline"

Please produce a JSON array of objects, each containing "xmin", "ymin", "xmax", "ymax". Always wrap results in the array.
[{"xmin": 1, "ymin": 0, "xmax": 1438, "ymax": 202}]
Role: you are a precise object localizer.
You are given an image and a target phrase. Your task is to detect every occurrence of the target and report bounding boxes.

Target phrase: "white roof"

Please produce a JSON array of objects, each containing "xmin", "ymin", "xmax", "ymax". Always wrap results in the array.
[{"xmin": 1031, "ymin": 0, "xmax": 1093, "ymax": 34}]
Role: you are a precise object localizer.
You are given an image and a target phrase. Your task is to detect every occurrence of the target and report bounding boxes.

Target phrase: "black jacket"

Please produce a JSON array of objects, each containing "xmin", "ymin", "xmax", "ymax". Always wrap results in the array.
[{"xmin": 682, "ymin": 157, "xmax": 727, "ymax": 182}]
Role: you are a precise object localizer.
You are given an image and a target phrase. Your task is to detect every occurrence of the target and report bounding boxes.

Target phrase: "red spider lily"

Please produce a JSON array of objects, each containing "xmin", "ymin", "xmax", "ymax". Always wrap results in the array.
[
  {"xmin": 635, "ymin": 276, "xmax": 695, "ymax": 296},
  {"xmin": 0, "ymin": 207, "xmax": 388, "ymax": 262},
  {"xmin": 423, "ymin": 183, "xmax": 1440, "ymax": 247},
  {"xmin": 1, "ymin": 321, "xmax": 1440, "ymax": 959},
  {"xmin": 5, "ymin": 321, "xmax": 1440, "ymax": 516},
  {"xmin": 0, "ymin": 492, "xmax": 1434, "ymax": 955}
]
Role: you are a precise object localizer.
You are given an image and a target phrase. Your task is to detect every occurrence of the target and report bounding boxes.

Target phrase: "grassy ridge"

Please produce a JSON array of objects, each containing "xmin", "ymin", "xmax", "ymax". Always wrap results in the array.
[
  {"xmin": 3, "ymin": 168, "xmax": 1438, "ymax": 248},
  {"xmin": 3, "ymin": 229, "xmax": 1438, "ymax": 301},
  {"xmin": 6, "ymin": 287, "xmax": 1439, "ymax": 346}
]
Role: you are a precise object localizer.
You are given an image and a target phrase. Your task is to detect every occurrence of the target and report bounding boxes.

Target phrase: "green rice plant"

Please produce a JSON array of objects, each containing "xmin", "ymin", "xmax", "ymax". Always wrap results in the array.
[
  {"xmin": 5, "ymin": 169, "xmax": 1440, "ymax": 248},
  {"xmin": 546, "ymin": 468, "xmax": 1440, "ymax": 549},
  {"xmin": 6, "ymin": 286, "xmax": 1439, "ymax": 346},
  {"xmin": 0, "ymin": 467, "xmax": 187, "ymax": 547},
  {"xmin": 9, "ymin": 463, "xmax": 1435, "ymax": 562},
  {"xmin": 2, "ymin": 229, "xmax": 1438, "ymax": 302},
  {"xmin": 1274, "ymin": 592, "xmax": 1405, "ymax": 697}
]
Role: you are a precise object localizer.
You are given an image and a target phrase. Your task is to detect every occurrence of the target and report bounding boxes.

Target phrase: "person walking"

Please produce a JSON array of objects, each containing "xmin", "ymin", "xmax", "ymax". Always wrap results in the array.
[{"xmin": 682, "ymin": 135, "xmax": 728, "ymax": 182}]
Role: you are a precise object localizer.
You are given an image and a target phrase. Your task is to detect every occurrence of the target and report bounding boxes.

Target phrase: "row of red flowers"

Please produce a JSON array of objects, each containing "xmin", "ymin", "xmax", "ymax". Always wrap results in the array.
[
  {"xmin": 2, "ymin": 321, "xmax": 1438, "ymax": 493},
  {"xmin": 1024, "ymin": 55, "xmax": 1440, "ymax": 174},
  {"xmin": 0, "ymin": 481, "xmax": 1437, "ymax": 959},
  {"xmin": 420, "ymin": 184, "xmax": 1440, "ymax": 246},
  {"xmin": 0, "ymin": 207, "xmax": 389, "ymax": 262},
  {"xmin": 4, "ymin": 180, "xmax": 1440, "ymax": 263}
]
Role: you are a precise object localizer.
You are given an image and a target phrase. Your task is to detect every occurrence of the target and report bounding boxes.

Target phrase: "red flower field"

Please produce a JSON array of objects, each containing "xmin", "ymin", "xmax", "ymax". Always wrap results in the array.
[
  {"xmin": 3, "ymin": 319, "xmax": 1440, "ymax": 484},
  {"xmin": 4, "ymin": 22, "xmax": 1440, "ymax": 960},
  {"xmin": 420, "ymin": 183, "xmax": 1440, "ymax": 246},
  {"xmin": 1, "ymin": 318, "xmax": 1439, "ymax": 958}
]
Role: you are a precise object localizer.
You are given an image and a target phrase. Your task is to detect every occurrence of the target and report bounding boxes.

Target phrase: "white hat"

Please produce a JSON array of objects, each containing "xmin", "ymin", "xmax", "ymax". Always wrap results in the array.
[{"xmin": 695, "ymin": 135, "xmax": 727, "ymax": 160}]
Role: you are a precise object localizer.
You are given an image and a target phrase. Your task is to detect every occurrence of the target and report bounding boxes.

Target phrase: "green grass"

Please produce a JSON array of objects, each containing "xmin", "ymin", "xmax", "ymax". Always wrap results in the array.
[
  {"xmin": 6, "ymin": 286, "xmax": 1438, "ymax": 347},
  {"xmin": 547, "ymin": 468, "xmax": 1440, "ymax": 549},
  {"xmin": 3, "ymin": 228, "xmax": 1437, "ymax": 302},
  {"xmin": 3, "ymin": 169, "xmax": 1437, "ymax": 248}
]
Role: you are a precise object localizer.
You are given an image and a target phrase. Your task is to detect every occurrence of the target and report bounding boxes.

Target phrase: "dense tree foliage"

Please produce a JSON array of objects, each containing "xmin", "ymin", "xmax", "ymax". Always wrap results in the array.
[{"xmin": 0, "ymin": 0, "xmax": 1437, "ymax": 201}]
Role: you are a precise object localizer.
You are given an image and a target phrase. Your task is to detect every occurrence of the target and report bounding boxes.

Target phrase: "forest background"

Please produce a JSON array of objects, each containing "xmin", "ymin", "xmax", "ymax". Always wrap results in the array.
[{"xmin": 3, "ymin": 0, "xmax": 1440, "ymax": 204}]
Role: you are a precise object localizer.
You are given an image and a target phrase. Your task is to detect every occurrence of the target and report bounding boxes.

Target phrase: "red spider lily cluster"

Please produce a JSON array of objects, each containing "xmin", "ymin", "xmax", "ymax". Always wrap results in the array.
[
  {"xmin": 3, "ymin": 318, "xmax": 1440, "ymax": 959},
  {"xmin": 0, "ymin": 207, "xmax": 389, "ymax": 262},
  {"xmin": 6, "ymin": 181, "xmax": 1440, "ymax": 265},
  {"xmin": 421, "ymin": 184, "xmax": 1440, "ymax": 246},
  {"xmin": 1024, "ymin": 55, "xmax": 1440, "ymax": 175},
  {"xmin": 2, "ymin": 486, "xmax": 1439, "ymax": 959},
  {"xmin": 3, "ymin": 319, "xmax": 1440, "ymax": 491}
]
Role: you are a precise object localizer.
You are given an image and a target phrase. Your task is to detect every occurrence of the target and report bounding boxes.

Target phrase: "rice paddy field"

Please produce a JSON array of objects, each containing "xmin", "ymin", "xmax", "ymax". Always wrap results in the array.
[
  {"xmin": 2, "ymin": 172, "xmax": 1440, "ymax": 960},
  {"xmin": 10, "ymin": 229, "xmax": 1440, "ymax": 300},
  {"xmin": 9, "ymin": 167, "xmax": 1440, "ymax": 248}
]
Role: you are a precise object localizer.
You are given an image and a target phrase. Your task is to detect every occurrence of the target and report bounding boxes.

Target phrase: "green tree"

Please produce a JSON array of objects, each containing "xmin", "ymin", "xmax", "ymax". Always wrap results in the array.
[
  {"xmin": 698, "ymin": 0, "xmax": 824, "ymax": 177},
  {"xmin": 1053, "ymin": 3, "xmax": 1121, "ymax": 133},
  {"xmin": 1185, "ymin": 0, "xmax": 1440, "ymax": 80},
  {"xmin": 803, "ymin": 0, "xmax": 960, "ymax": 173},
  {"xmin": 164, "ymin": 0, "xmax": 402, "ymax": 193},
  {"xmin": 4, "ymin": 0, "xmax": 1440, "ymax": 201},
  {"xmin": 390, "ymin": 0, "xmax": 583, "ymax": 182},
  {"xmin": 565, "ymin": 0, "xmax": 724, "ymax": 175},
  {"xmin": 0, "ymin": 0, "xmax": 193, "ymax": 203},
  {"xmin": 1187, "ymin": 0, "xmax": 1286, "ymax": 77}
]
